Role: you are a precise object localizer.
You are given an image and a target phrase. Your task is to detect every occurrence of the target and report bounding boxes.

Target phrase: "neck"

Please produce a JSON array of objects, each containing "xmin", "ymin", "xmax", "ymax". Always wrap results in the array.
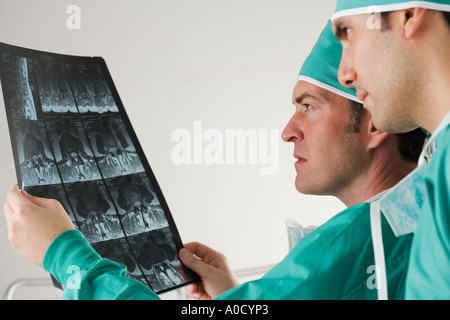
[
  {"xmin": 418, "ymin": 70, "xmax": 450, "ymax": 134},
  {"xmin": 335, "ymin": 140, "xmax": 417, "ymax": 207},
  {"xmin": 414, "ymin": 21, "xmax": 450, "ymax": 133}
]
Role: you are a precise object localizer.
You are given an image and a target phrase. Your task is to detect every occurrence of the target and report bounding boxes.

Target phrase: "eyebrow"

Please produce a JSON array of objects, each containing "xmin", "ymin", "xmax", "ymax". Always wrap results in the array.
[
  {"xmin": 333, "ymin": 18, "xmax": 348, "ymax": 40},
  {"xmin": 292, "ymin": 92, "xmax": 321, "ymax": 105}
]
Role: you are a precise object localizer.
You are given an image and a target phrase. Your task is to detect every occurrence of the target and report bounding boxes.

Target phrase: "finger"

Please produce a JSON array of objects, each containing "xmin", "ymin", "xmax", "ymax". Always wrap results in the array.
[
  {"xmin": 20, "ymin": 189, "xmax": 55, "ymax": 208},
  {"xmin": 184, "ymin": 241, "xmax": 212, "ymax": 257},
  {"xmin": 184, "ymin": 242, "xmax": 228, "ymax": 268},
  {"xmin": 3, "ymin": 201, "xmax": 14, "ymax": 222},
  {"xmin": 179, "ymin": 248, "xmax": 210, "ymax": 275},
  {"xmin": 184, "ymin": 283, "xmax": 201, "ymax": 300},
  {"xmin": 6, "ymin": 184, "xmax": 33, "ymax": 212},
  {"xmin": 183, "ymin": 242, "xmax": 221, "ymax": 263},
  {"xmin": 4, "ymin": 202, "xmax": 18, "ymax": 249}
]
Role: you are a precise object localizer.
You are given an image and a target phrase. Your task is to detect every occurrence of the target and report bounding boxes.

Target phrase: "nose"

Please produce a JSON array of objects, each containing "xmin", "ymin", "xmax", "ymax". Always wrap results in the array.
[
  {"xmin": 282, "ymin": 113, "xmax": 304, "ymax": 143},
  {"xmin": 337, "ymin": 49, "xmax": 357, "ymax": 88}
]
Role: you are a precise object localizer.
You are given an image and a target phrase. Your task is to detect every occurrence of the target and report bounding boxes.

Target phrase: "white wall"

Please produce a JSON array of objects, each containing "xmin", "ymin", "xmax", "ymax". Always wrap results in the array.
[{"xmin": 0, "ymin": 0, "xmax": 345, "ymax": 299}]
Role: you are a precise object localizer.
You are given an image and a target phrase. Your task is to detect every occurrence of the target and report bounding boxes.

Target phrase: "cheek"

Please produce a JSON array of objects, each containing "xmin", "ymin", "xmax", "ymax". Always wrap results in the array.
[
  {"xmin": 303, "ymin": 133, "xmax": 338, "ymax": 176},
  {"xmin": 317, "ymin": 131, "xmax": 363, "ymax": 173},
  {"xmin": 294, "ymin": 143, "xmax": 340, "ymax": 194},
  {"xmin": 351, "ymin": 35, "xmax": 380, "ymax": 78}
]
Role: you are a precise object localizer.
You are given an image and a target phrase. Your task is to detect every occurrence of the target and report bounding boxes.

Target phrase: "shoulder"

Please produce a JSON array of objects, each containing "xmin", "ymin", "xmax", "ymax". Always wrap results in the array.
[
  {"xmin": 434, "ymin": 123, "xmax": 450, "ymax": 162},
  {"xmin": 426, "ymin": 124, "xmax": 450, "ymax": 182},
  {"xmin": 311, "ymin": 202, "xmax": 370, "ymax": 235},
  {"xmin": 289, "ymin": 202, "xmax": 371, "ymax": 256}
]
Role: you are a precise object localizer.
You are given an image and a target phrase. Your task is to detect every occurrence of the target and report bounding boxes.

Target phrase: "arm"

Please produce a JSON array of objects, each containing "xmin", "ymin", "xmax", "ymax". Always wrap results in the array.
[
  {"xmin": 44, "ymin": 229, "xmax": 159, "ymax": 300},
  {"xmin": 4, "ymin": 184, "xmax": 159, "ymax": 300},
  {"xmin": 405, "ymin": 132, "xmax": 450, "ymax": 299},
  {"xmin": 4, "ymin": 184, "xmax": 75, "ymax": 267},
  {"xmin": 179, "ymin": 242, "xmax": 239, "ymax": 300}
]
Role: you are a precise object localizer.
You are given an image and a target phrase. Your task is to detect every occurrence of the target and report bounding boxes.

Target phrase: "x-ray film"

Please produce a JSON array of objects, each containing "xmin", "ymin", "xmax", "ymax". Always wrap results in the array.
[{"xmin": 0, "ymin": 42, "xmax": 199, "ymax": 295}]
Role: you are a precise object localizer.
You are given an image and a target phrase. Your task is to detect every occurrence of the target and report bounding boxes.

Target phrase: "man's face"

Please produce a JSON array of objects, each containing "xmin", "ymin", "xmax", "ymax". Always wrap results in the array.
[
  {"xmin": 282, "ymin": 81, "xmax": 368, "ymax": 197},
  {"xmin": 333, "ymin": 13, "xmax": 420, "ymax": 133}
]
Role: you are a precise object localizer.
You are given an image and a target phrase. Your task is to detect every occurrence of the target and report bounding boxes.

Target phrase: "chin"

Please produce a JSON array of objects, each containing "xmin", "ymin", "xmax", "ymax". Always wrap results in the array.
[
  {"xmin": 295, "ymin": 177, "xmax": 331, "ymax": 196},
  {"xmin": 295, "ymin": 182, "xmax": 318, "ymax": 196}
]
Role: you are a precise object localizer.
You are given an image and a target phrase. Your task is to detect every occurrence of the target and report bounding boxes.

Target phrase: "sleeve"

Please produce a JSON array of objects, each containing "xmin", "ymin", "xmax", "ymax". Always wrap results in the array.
[
  {"xmin": 405, "ymin": 132, "xmax": 450, "ymax": 299},
  {"xmin": 43, "ymin": 229, "xmax": 160, "ymax": 300}
]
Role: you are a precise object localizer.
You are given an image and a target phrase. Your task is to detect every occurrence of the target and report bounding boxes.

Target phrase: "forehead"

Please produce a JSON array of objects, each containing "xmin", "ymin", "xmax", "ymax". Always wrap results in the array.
[
  {"xmin": 292, "ymin": 81, "xmax": 348, "ymax": 106},
  {"xmin": 332, "ymin": 14, "xmax": 370, "ymax": 35}
]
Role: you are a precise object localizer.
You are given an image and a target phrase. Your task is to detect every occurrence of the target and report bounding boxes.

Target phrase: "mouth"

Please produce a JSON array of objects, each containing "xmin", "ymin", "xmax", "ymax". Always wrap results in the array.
[
  {"xmin": 357, "ymin": 91, "xmax": 369, "ymax": 105},
  {"xmin": 294, "ymin": 154, "xmax": 307, "ymax": 165}
]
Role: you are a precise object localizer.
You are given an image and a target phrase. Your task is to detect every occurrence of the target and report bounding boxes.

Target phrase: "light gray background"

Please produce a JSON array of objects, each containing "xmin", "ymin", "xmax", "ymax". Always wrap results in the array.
[{"xmin": 0, "ymin": 0, "xmax": 345, "ymax": 299}]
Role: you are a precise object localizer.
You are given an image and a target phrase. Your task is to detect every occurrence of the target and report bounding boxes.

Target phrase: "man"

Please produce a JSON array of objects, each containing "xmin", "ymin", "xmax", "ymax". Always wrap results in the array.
[
  {"xmin": 331, "ymin": 0, "xmax": 450, "ymax": 299},
  {"xmin": 3, "ymin": 21, "xmax": 425, "ymax": 300},
  {"xmin": 183, "ymin": 21, "xmax": 424, "ymax": 300}
]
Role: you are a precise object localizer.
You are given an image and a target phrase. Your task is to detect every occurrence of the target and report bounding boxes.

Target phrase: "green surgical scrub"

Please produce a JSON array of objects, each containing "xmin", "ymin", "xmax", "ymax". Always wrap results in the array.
[
  {"xmin": 405, "ymin": 123, "xmax": 450, "ymax": 299},
  {"xmin": 44, "ymin": 201, "xmax": 412, "ymax": 300}
]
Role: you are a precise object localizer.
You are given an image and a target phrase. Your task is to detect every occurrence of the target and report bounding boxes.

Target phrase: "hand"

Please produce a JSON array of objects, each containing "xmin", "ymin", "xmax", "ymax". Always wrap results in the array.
[
  {"xmin": 4, "ymin": 184, "xmax": 75, "ymax": 267},
  {"xmin": 179, "ymin": 242, "xmax": 239, "ymax": 300}
]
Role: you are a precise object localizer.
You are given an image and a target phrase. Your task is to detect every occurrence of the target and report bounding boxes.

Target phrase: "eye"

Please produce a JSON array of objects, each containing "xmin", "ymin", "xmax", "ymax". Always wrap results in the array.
[
  {"xmin": 344, "ymin": 27, "xmax": 353, "ymax": 40},
  {"xmin": 304, "ymin": 104, "xmax": 313, "ymax": 111}
]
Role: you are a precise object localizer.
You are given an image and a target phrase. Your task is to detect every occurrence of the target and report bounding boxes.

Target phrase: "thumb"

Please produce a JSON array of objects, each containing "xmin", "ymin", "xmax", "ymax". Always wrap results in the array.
[
  {"xmin": 21, "ymin": 190, "xmax": 57, "ymax": 208},
  {"xmin": 179, "ymin": 248, "xmax": 209, "ymax": 276}
]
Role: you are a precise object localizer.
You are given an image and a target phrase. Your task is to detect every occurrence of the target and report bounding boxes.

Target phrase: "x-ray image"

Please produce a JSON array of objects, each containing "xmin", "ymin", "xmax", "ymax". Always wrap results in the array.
[
  {"xmin": 129, "ymin": 229, "xmax": 190, "ymax": 293},
  {"xmin": 12, "ymin": 119, "xmax": 59, "ymax": 187},
  {"xmin": 23, "ymin": 184, "xmax": 77, "ymax": 226},
  {"xmin": 65, "ymin": 180, "xmax": 125, "ymax": 243},
  {"xmin": 106, "ymin": 173, "xmax": 169, "ymax": 237},
  {"xmin": 92, "ymin": 238, "xmax": 142, "ymax": 280},
  {"xmin": 46, "ymin": 119, "xmax": 101, "ymax": 183},
  {"xmin": 0, "ymin": 53, "xmax": 37, "ymax": 120},
  {"xmin": 84, "ymin": 116, "xmax": 145, "ymax": 179},
  {"xmin": 69, "ymin": 62, "xmax": 119, "ymax": 114},
  {"xmin": 69, "ymin": 65, "xmax": 94, "ymax": 113},
  {"xmin": 34, "ymin": 56, "xmax": 78, "ymax": 114},
  {"xmin": 0, "ymin": 42, "xmax": 198, "ymax": 294}
]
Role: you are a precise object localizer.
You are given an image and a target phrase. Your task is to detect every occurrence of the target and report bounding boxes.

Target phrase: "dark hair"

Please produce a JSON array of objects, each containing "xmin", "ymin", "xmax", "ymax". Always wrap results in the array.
[
  {"xmin": 381, "ymin": 10, "xmax": 450, "ymax": 29},
  {"xmin": 442, "ymin": 11, "xmax": 450, "ymax": 28},
  {"xmin": 347, "ymin": 100, "xmax": 426, "ymax": 163},
  {"xmin": 346, "ymin": 100, "xmax": 366, "ymax": 133},
  {"xmin": 379, "ymin": 11, "xmax": 392, "ymax": 30},
  {"xmin": 396, "ymin": 129, "xmax": 426, "ymax": 162}
]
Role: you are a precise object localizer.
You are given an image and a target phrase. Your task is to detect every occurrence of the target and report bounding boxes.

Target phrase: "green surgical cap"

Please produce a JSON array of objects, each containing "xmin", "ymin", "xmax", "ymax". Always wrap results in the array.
[
  {"xmin": 332, "ymin": 0, "xmax": 450, "ymax": 21},
  {"xmin": 298, "ymin": 21, "xmax": 362, "ymax": 103}
]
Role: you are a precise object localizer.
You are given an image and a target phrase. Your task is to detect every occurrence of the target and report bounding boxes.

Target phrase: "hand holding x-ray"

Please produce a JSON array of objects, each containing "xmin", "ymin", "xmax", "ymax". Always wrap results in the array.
[
  {"xmin": 4, "ymin": 184, "xmax": 75, "ymax": 267},
  {"xmin": 179, "ymin": 242, "xmax": 240, "ymax": 300}
]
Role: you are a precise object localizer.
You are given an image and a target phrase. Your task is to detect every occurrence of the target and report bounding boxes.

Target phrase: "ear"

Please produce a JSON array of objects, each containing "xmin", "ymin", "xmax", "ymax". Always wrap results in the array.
[
  {"xmin": 402, "ymin": 7, "xmax": 428, "ymax": 39},
  {"xmin": 366, "ymin": 120, "xmax": 390, "ymax": 150}
]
